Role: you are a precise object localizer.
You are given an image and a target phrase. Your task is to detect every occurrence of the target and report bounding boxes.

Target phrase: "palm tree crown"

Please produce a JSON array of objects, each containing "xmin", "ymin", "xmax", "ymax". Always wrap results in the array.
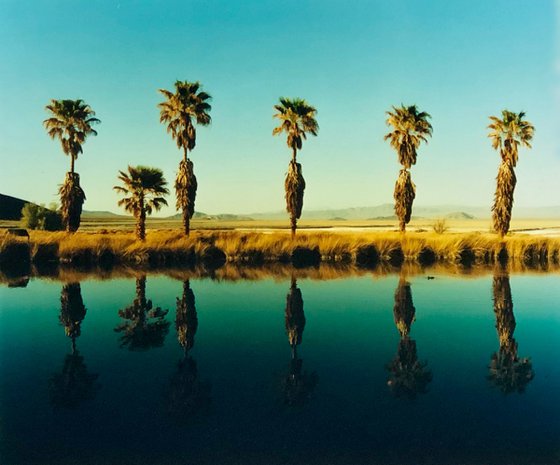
[
  {"xmin": 43, "ymin": 99, "xmax": 100, "ymax": 173},
  {"xmin": 273, "ymin": 97, "xmax": 318, "ymax": 161},
  {"xmin": 158, "ymin": 81, "xmax": 212, "ymax": 159},
  {"xmin": 114, "ymin": 166, "xmax": 169, "ymax": 215},
  {"xmin": 114, "ymin": 166, "xmax": 169, "ymax": 240},
  {"xmin": 488, "ymin": 110, "xmax": 534, "ymax": 167},
  {"xmin": 384, "ymin": 105, "xmax": 432, "ymax": 169}
]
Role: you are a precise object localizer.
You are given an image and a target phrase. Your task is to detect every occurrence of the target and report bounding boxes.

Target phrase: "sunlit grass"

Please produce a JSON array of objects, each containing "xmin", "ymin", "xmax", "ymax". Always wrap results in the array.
[{"xmin": 2, "ymin": 228, "xmax": 560, "ymax": 271}]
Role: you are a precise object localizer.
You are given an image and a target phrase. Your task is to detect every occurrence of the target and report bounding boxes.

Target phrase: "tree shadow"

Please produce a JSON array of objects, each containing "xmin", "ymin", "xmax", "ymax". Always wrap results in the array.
[
  {"xmin": 115, "ymin": 276, "xmax": 170, "ymax": 351},
  {"xmin": 488, "ymin": 269, "xmax": 534, "ymax": 394},
  {"xmin": 165, "ymin": 280, "xmax": 211, "ymax": 423},
  {"xmin": 386, "ymin": 277, "xmax": 432, "ymax": 399},
  {"xmin": 49, "ymin": 283, "xmax": 99, "ymax": 409},
  {"xmin": 282, "ymin": 277, "xmax": 318, "ymax": 407}
]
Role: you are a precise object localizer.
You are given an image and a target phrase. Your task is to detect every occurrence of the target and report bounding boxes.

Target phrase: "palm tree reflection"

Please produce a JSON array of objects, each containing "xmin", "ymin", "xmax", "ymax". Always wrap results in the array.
[
  {"xmin": 115, "ymin": 276, "xmax": 170, "ymax": 350},
  {"xmin": 386, "ymin": 278, "xmax": 432, "ymax": 399},
  {"xmin": 166, "ymin": 280, "xmax": 211, "ymax": 422},
  {"xmin": 49, "ymin": 283, "xmax": 99, "ymax": 408},
  {"xmin": 488, "ymin": 272, "xmax": 534, "ymax": 393},
  {"xmin": 283, "ymin": 277, "xmax": 318, "ymax": 407}
]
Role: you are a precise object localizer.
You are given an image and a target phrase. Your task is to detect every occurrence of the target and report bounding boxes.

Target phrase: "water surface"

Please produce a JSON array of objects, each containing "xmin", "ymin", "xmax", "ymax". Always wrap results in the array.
[{"xmin": 1, "ymin": 271, "xmax": 559, "ymax": 464}]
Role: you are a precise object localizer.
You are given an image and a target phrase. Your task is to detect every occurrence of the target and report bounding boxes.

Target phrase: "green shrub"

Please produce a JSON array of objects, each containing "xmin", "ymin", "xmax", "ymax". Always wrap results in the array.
[{"xmin": 21, "ymin": 203, "xmax": 62, "ymax": 231}]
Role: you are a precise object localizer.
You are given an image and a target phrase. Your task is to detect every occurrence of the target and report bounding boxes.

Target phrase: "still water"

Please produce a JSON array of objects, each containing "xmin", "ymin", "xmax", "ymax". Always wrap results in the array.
[{"xmin": 0, "ymin": 270, "xmax": 559, "ymax": 465}]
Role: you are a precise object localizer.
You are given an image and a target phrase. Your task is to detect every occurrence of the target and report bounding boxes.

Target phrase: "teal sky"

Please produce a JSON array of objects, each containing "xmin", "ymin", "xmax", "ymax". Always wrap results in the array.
[{"xmin": 0, "ymin": 0, "xmax": 558, "ymax": 216}]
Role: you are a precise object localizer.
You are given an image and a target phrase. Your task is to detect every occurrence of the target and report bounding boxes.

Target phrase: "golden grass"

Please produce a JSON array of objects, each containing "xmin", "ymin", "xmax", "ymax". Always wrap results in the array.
[{"xmin": 1, "ymin": 229, "xmax": 560, "ymax": 278}]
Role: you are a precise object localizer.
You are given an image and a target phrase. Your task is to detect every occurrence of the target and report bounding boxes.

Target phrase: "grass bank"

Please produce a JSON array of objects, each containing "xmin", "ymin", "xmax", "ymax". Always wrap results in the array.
[{"xmin": 1, "ymin": 229, "xmax": 559, "ymax": 273}]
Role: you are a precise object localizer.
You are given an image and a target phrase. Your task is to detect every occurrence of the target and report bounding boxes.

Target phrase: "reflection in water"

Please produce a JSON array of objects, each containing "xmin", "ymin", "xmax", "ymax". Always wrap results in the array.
[
  {"xmin": 115, "ymin": 276, "xmax": 170, "ymax": 350},
  {"xmin": 386, "ymin": 278, "xmax": 432, "ymax": 399},
  {"xmin": 59, "ymin": 282, "xmax": 87, "ymax": 352},
  {"xmin": 165, "ymin": 280, "xmax": 211, "ymax": 422},
  {"xmin": 282, "ymin": 277, "xmax": 318, "ymax": 407},
  {"xmin": 49, "ymin": 283, "xmax": 99, "ymax": 409},
  {"xmin": 488, "ymin": 272, "xmax": 534, "ymax": 394}
]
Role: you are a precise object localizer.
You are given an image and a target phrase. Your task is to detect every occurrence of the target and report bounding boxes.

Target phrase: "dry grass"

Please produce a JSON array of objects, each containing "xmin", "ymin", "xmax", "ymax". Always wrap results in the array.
[{"xmin": 1, "ymin": 229, "xmax": 560, "ymax": 280}]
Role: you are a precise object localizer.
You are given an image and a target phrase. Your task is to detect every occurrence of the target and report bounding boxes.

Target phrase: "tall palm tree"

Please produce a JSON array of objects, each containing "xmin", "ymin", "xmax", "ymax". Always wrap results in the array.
[
  {"xmin": 158, "ymin": 81, "xmax": 212, "ymax": 236},
  {"xmin": 43, "ymin": 99, "xmax": 100, "ymax": 232},
  {"xmin": 488, "ymin": 111, "xmax": 535, "ymax": 237},
  {"xmin": 273, "ymin": 97, "xmax": 319, "ymax": 237},
  {"xmin": 384, "ymin": 105, "xmax": 432, "ymax": 232},
  {"xmin": 488, "ymin": 271, "xmax": 534, "ymax": 393},
  {"xmin": 386, "ymin": 278, "xmax": 432, "ymax": 398},
  {"xmin": 113, "ymin": 166, "xmax": 169, "ymax": 241}
]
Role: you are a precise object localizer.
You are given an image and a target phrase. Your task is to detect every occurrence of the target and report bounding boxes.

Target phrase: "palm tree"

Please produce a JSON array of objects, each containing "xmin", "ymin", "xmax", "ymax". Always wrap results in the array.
[
  {"xmin": 158, "ymin": 81, "xmax": 212, "ymax": 236},
  {"xmin": 273, "ymin": 97, "xmax": 318, "ymax": 237},
  {"xmin": 114, "ymin": 276, "xmax": 170, "ymax": 351},
  {"xmin": 113, "ymin": 166, "xmax": 169, "ymax": 241},
  {"xmin": 488, "ymin": 271, "xmax": 534, "ymax": 393},
  {"xmin": 384, "ymin": 105, "xmax": 432, "ymax": 232},
  {"xmin": 386, "ymin": 278, "xmax": 432, "ymax": 398},
  {"xmin": 43, "ymin": 99, "xmax": 100, "ymax": 232},
  {"xmin": 488, "ymin": 111, "xmax": 535, "ymax": 237}
]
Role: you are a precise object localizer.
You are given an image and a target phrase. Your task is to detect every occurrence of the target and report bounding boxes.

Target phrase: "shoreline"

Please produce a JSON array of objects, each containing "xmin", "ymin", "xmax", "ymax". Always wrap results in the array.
[{"xmin": 1, "ymin": 230, "xmax": 559, "ymax": 278}]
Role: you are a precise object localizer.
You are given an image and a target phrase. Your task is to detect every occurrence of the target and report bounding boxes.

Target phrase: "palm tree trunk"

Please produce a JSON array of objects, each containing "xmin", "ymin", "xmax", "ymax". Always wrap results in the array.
[
  {"xmin": 137, "ymin": 195, "xmax": 146, "ymax": 241},
  {"xmin": 394, "ymin": 169, "xmax": 416, "ymax": 233},
  {"xmin": 492, "ymin": 160, "xmax": 516, "ymax": 238},
  {"xmin": 175, "ymin": 157, "xmax": 197, "ymax": 237},
  {"xmin": 136, "ymin": 276, "xmax": 146, "ymax": 303},
  {"xmin": 70, "ymin": 154, "xmax": 75, "ymax": 174},
  {"xmin": 183, "ymin": 209, "xmax": 190, "ymax": 236},
  {"xmin": 285, "ymin": 159, "xmax": 305, "ymax": 239},
  {"xmin": 183, "ymin": 145, "xmax": 190, "ymax": 236},
  {"xmin": 292, "ymin": 146, "xmax": 297, "ymax": 163},
  {"xmin": 59, "ymin": 172, "xmax": 85, "ymax": 232}
]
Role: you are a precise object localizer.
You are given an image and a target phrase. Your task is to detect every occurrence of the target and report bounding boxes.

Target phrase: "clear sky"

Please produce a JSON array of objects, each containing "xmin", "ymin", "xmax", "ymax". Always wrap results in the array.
[{"xmin": 0, "ymin": 0, "xmax": 558, "ymax": 216}]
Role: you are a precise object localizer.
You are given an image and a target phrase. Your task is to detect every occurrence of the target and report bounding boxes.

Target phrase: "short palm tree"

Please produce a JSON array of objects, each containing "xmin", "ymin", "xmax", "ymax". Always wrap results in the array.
[
  {"xmin": 273, "ymin": 97, "xmax": 318, "ymax": 237},
  {"xmin": 488, "ymin": 110, "xmax": 534, "ymax": 237},
  {"xmin": 43, "ymin": 99, "xmax": 100, "ymax": 232},
  {"xmin": 113, "ymin": 166, "xmax": 169, "ymax": 241},
  {"xmin": 158, "ymin": 81, "xmax": 212, "ymax": 236},
  {"xmin": 384, "ymin": 105, "xmax": 432, "ymax": 232}
]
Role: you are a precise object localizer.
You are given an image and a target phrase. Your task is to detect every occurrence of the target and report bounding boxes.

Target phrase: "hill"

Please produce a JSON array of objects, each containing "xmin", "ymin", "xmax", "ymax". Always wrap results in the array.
[
  {"xmin": 0, "ymin": 193, "xmax": 30, "ymax": 220},
  {"xmin": 82, "ymin": 210, "xmax": 125, "ymax": 218},
  {"xmin": 168, "ymin": 212, "xmax": 254, "ymax": 221}
]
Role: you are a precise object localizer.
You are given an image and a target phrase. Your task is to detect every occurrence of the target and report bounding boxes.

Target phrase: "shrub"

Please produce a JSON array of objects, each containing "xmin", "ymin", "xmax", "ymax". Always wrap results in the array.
[
  {"xmin": 432, "ymin": 218, "xmax": 448, "ymax": 234},
  {"xmin": 21, "ymin": 203, "xmax": 62, "ymax": 231}
]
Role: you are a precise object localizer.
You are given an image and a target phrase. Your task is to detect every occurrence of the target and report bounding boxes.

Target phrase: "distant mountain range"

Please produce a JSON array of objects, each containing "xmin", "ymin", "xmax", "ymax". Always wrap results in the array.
[
  {"xmin": 4, "ymin": 193, "xmax": 560, "ymax": 221},
  {"xmin": 247, "ymin": 204, "xmax": 560, "ymax": 220}
]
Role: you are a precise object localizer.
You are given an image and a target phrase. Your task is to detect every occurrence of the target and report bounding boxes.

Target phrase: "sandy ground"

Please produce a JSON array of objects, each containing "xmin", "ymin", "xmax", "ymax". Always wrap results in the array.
[{"xmin": 3, "ymin": 217, "xmax": 560, "ymax": 236}]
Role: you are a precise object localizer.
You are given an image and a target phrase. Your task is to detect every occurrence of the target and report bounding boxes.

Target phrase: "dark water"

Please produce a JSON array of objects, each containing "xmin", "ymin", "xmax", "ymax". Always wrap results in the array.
[{"xmin": 0, "ymin": 271, "xmax": 559, "ymax": 465}]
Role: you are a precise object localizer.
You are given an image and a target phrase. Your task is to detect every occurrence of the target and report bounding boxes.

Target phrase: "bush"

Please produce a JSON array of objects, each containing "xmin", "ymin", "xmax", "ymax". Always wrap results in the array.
[
  {"xmin": 21, "ymin": 203, "xmax": 62, "ymax": 231},
  {"xmin": 432, "ymin": 218, "xmax": 448, "ymax": 234}
]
